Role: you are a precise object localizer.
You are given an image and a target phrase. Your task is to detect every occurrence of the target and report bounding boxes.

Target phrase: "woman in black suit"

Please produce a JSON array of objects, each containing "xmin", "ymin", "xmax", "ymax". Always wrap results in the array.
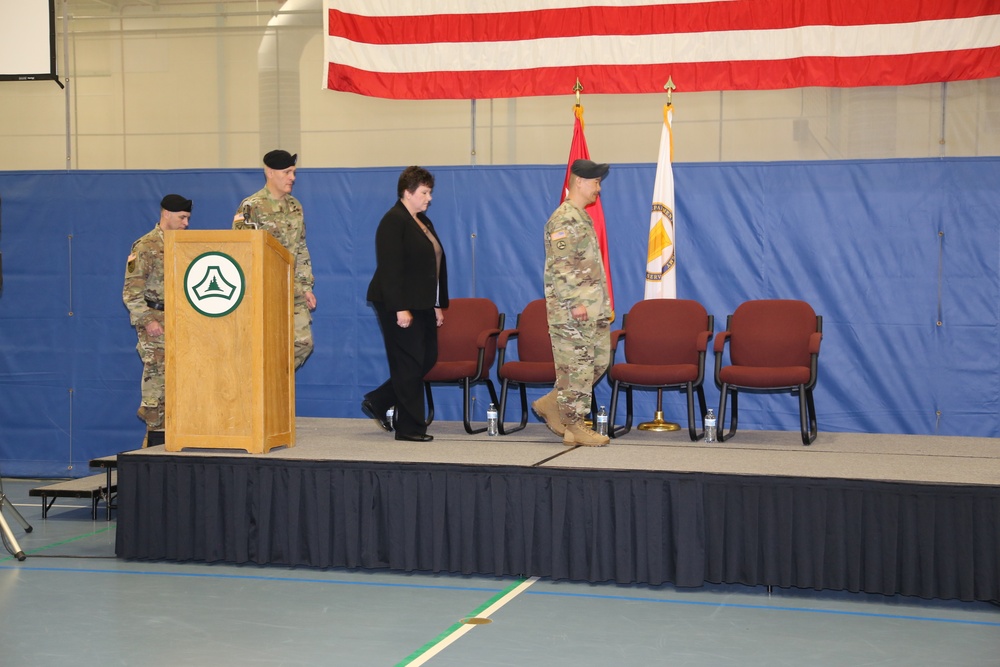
[{"xmin": 363, "ymin": 166, "xmax": 448, "ymax": 442}]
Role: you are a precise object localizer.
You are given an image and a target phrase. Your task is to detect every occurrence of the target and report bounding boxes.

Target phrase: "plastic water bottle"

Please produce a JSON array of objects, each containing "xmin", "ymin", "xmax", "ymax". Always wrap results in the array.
[
  {"xmin": 386, "ymin": 407, "xmax": 394, "ymax": 429},
  {"xmin": 596, "ymin": 405, "xmax": 608, "ymax": 436},
  {"xmin": 704, "ymin": 408, "xmax": 717, "ymax": 443},
  {"xmin": 486, "ymin": 403, "xmax": 499, "ymax": 436}
]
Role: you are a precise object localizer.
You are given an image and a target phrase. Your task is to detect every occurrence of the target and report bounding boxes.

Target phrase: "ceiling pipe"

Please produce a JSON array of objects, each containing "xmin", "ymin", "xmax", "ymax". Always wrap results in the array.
[{"xmin": 257, "ymin": 0, "xmax": 321, "ymax": 159}]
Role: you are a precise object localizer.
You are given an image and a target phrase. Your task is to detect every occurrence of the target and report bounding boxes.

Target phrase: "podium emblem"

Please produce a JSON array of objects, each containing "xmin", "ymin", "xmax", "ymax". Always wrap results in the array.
[{"xmin": 183, "ymin": 251, "xmax": 246, "ymax": 317}]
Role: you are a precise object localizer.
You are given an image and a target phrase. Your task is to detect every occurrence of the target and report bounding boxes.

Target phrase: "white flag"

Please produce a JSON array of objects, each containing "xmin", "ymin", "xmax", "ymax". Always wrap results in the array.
[{"xmin": 644, "ymin": 104, "xmax": 676, "ymax": 300}]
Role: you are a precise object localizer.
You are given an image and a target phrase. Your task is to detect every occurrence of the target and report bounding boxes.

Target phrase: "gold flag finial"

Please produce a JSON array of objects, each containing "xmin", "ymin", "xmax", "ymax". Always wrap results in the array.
[
  {"xmin": 664, "ymin": 77, "xmax": 676, "ymax": 105},
  {"xmin": 573, "ymin": 78, "xmax": 583, "ymax": 105}
]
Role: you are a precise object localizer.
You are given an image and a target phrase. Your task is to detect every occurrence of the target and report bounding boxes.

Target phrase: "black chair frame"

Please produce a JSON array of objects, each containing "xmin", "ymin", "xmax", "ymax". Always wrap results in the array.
[
  {"xmin": 496, "ymin": 303, "xmax": 602, "ymax": 435},
  {"xmin": 498, "ymin": 379, "xmax": 597, "ymax": 436},
  {"xmin": 424, "ymin": 313, "xmax": 504, "ymax": 435},
  {"xmin": 714, "ymin": 314, "xmax": 822, "ymax": 446},
  {"xmin": 608, "ymin": 314, "xmax": 713, "ymax": 441},
  {"xmin": 495, "ymin": 341, "xmax": 547, "ymax": 436}
]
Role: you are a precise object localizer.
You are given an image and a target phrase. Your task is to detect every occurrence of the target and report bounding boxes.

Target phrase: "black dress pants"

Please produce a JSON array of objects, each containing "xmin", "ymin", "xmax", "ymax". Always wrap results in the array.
[{"xmin": 367, "ymin": 302, "xmax": 438, "ymax": 437}]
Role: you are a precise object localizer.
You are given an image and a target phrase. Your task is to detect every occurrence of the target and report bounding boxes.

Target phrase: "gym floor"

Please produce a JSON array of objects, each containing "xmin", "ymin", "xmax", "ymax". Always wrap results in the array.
[{"xmin": 1, "ymin": 478, "xmax": 997, "ymax": 666}]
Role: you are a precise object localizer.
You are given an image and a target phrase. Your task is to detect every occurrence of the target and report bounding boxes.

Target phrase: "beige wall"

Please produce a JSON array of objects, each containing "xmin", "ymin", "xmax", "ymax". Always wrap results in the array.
[{"xmin": 2, "ymin": 0, "xmax": 999, "ymax": 171}]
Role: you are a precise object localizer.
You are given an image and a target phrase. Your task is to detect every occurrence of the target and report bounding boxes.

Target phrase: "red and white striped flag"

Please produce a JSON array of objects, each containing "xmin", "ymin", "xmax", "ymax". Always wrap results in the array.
[
  {"xmin": 323, "ymin": 1, "xmax": 1000, "ymax": 99},
  {"xmin": 644, "ymin": 104, "xmax": 676, "ymax": 300},
  {"xmin": 562, "ymin": 105, "xmax": 615, "ymax": 315}
]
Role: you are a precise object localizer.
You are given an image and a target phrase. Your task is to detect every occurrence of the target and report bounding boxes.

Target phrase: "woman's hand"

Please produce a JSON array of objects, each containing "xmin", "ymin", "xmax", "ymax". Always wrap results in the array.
[{"xmin": 397, "ymin": 310, "xmax": 413, "ymax": 328}]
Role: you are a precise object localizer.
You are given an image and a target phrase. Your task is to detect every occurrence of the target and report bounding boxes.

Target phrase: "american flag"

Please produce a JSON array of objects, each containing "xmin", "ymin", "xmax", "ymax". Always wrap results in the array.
[{"xmin": 324, "ymin": 1, "xmax": 1000, "ymax": 99}]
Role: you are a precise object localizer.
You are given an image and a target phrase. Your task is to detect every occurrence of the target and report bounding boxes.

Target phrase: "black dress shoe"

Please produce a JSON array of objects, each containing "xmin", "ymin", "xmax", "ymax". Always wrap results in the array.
[
  {"xmin": 361, "ymin": 399, "xmax": 392, "ymax": 432},
  {"xmin": 395, "ymin": 433, "xmax": 433, "ymax": 442}
]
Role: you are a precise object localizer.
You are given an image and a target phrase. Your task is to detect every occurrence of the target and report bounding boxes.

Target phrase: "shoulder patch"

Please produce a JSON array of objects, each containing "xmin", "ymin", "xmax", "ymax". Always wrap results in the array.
[{"xmin": 550, "ymin": 229, "xmax": 568, "ymax": 241}]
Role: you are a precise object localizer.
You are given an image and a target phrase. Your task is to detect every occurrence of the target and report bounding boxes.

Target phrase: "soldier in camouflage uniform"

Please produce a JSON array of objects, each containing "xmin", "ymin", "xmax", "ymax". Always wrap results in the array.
[
  {"xmin": 233, "ymin": 149, "xmax": 316, "ymax": 369},
  {"xmin": 123, "ymin": 194, "xmax": 192, "ymax": 447},
  {"xmin": 536, "ymin": 159, "xmax": 612, "ymax": 447}
]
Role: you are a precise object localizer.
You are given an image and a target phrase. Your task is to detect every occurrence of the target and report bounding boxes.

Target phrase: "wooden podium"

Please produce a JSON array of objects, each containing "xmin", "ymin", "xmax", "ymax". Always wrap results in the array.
[{"xmin": 163, "ymin": 230, "xmax": 295, "ymax": 454}]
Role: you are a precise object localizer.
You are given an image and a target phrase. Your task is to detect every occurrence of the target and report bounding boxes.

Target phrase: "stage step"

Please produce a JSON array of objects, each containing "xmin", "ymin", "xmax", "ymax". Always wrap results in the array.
[{"xmin": 29, "ymin": 472, "xmax": 117, "ymax": 520}]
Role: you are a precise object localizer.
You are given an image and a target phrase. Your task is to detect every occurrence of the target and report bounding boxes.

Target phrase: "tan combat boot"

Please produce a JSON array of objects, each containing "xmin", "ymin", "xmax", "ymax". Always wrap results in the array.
[
  {"xmin": 563, "ymin": 423, "xmax": 610, "ymax": 447},
  {"xmin": 531, "ymin": 389, "xmax": 566, "ymax": 436}
]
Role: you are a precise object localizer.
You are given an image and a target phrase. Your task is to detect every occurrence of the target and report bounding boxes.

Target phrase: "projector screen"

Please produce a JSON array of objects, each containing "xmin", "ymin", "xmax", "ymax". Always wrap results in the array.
[{"xmin": 0, "ymin": 0, "xmax": 56, "ymax": 81}]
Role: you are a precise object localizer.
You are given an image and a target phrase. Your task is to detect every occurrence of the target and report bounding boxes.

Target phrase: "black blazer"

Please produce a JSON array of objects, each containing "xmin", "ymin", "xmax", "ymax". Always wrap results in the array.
[{"xmin": 366, "ymin": 200, "xmax": 449, "ymax": 312}]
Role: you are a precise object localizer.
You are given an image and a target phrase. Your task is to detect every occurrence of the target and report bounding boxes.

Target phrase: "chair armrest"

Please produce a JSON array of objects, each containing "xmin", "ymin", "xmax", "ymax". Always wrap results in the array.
[
  {"xmin": 696, "ymin": 330, "xmax": 712, "ymax": 352},
  {"xmin": 809, "ymin": 331, "xmax": 822, "ymax": 355},
  {"xmin": 497, "ymin": 328, "xmax": 519, "ymax": 349},
  {"xmin": 713, "ymin": 332, "xmax": 730, "ymax": 388},
  {"xmin": 713, "ymin": 331, "xmax": 731, "ymax": 353},
  {"xmin": 476, "ymin": 328, "xmax": 502, "ymax": 349},
  {"xmin": 610, "ymin": 329, "xmax": 625, "ymax": 350},
  {"xmin": 606, "ymin": 329, "xmax": 625, "ymax": 374}
]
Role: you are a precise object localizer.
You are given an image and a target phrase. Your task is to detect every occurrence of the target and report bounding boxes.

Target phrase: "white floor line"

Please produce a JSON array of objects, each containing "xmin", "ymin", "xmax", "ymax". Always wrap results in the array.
[{"xmin": 407, "ymin": 576, "xmax": 539, "ymax": 666}]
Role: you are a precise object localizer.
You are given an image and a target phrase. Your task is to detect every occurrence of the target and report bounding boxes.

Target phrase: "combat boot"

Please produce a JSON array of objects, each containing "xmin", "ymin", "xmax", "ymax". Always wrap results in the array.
[
  {"xmin": 531, "ymin": 389, "xmax": 565, "ymax": 436},
  {"xmin": 563, "ymin": 423, "xmax": 610, "ymax": 447},
  {"xmin": 137, "ymin": 405, "xmax": 154, "ymax": 423}
]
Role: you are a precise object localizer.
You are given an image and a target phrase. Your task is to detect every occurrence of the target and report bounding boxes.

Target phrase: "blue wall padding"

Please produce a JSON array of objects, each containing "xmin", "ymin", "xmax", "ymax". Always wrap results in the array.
[{"xmin": 1, "ymin": 158, "xmax": 998, "ymax": 476}]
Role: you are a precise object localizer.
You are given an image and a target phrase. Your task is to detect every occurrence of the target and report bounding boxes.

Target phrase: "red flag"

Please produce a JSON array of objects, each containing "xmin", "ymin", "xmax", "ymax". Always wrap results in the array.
[
  {"xmin": 324, "ymin": 1, "xmax": 1000, "ymax": 99},
  {"xmin": 561, "ymin": 105, "xmax": 614, "ymax": 316}
]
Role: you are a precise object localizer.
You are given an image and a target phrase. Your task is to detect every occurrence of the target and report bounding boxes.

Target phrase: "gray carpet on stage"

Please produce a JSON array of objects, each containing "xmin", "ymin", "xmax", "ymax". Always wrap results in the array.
[{"xmin": 126, "ymin": 417, "xmax": 1000, "ymax": 487}]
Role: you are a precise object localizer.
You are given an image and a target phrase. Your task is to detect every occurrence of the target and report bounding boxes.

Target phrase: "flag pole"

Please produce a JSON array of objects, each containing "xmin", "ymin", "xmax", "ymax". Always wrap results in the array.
[
  {"xmin": 638, "ymin": 78, "xmax": 681, "ymax": 433},
  {"xmin": 572, "ymin": 77, "xmax": 596, "ymax": 429}
]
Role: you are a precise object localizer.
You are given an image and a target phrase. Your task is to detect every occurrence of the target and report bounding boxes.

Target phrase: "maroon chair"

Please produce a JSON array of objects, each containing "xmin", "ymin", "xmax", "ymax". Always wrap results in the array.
[
  {"xmin": 495, "ymin": 299, "xmax": 555, "ymax": 434},
  {"xmin": 607, "ymin": 299, "xmax": 713, "ymax": 440},
  {"xmin": 423, "ymin": 298, "xmax": 504, "ymax": 434},
  {"xmin": 713, "ymin": 299, "xmax": 823, "ymax": 445}
]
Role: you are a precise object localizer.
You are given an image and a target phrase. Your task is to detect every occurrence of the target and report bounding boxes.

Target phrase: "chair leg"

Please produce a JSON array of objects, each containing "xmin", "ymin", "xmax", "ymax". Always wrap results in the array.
[
  {"xmin": 728, "ymin": 390, "xmax": 739, "ymax": 440},
  {"xmin": 717, "ymin": 384, "xmax": 739, "ymax": 442},
  {"xmin": 424, "ymin": 382, "xmax": 435, "ymax": 426},
  {"xmin": 485, "ymin": 380, "xmax": 499, "ymax": 407},
  {"xmin": 686, "ymin": 383, "xmax": 708, "ymax": 441},
  {"xmin": 609, "ymin": 381, "xmax": 630, "ymax": 438},
  {"xmin": 461, "ymin": 378, "xmax": 487, "ymax": 435},
  {"xmin": 800, "ymin": 386, "xmax": 818, "ymax": 445},
  {"xmin": 516, "ymin": 384, "xmax": 529, "ymax": 430},
  {"xmin": 623, "ymin": 386, "xmax": 634, "ymax": 434},
  {"xmin": 696, "ymin": 385, "xmax": 707, "ymax": 426},
  {"xmin": 481, "ymin": 379, "xmax": 501, "ymax": 435},
  {"xmin": 498, "ymin": 379, "xmax": 527, "ymax": 435}
]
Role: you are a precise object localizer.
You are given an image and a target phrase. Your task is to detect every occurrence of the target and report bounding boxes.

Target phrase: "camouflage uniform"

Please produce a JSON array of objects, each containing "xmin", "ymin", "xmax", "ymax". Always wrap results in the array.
[
  {"xmin": 543, "ymin": 200, "xmax": 612, "ymax": 425},
  {"xmin": 123, "ymin": 225, "xmax": 167, "ymax": 431},
  {"xmin": 234, "ymin": 187, "xmax": 315, "ymax": 369}
]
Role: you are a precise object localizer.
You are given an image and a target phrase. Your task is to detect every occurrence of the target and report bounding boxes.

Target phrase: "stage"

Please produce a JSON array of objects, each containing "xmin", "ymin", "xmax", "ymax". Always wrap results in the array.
[{"xmin": 115, "ymin": 418, "xmax": 1000, "ymax": 602}]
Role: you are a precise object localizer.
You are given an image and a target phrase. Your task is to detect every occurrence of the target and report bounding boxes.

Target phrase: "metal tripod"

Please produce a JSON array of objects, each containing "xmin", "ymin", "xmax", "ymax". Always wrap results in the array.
[{"xmin": 0, "ymin": 473, "xmax": 32, "ymax": 561}]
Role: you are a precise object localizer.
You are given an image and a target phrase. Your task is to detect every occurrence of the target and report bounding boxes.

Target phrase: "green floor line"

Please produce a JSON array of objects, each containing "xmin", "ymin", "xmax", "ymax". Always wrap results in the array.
[
  {"xmin": 0, "ymin": 525, "xmax": 114, "ymax": 563},
  {"xmin": 396, "ymin": 577, "xmax": 526, "ymax": 667}
]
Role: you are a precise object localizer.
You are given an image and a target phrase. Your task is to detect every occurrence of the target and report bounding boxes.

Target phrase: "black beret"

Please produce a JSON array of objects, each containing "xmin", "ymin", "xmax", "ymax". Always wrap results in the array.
[
  {"xmin": 570, "ymin": 159, "xmax": 610, "ymax": 180},
  {"xmin": 160, "ymin": 194, "xmax": 192, "ymax": 213},
  {"xmin": 263, "ymin": 150, "xmax": 297, "ymax": 170}
]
